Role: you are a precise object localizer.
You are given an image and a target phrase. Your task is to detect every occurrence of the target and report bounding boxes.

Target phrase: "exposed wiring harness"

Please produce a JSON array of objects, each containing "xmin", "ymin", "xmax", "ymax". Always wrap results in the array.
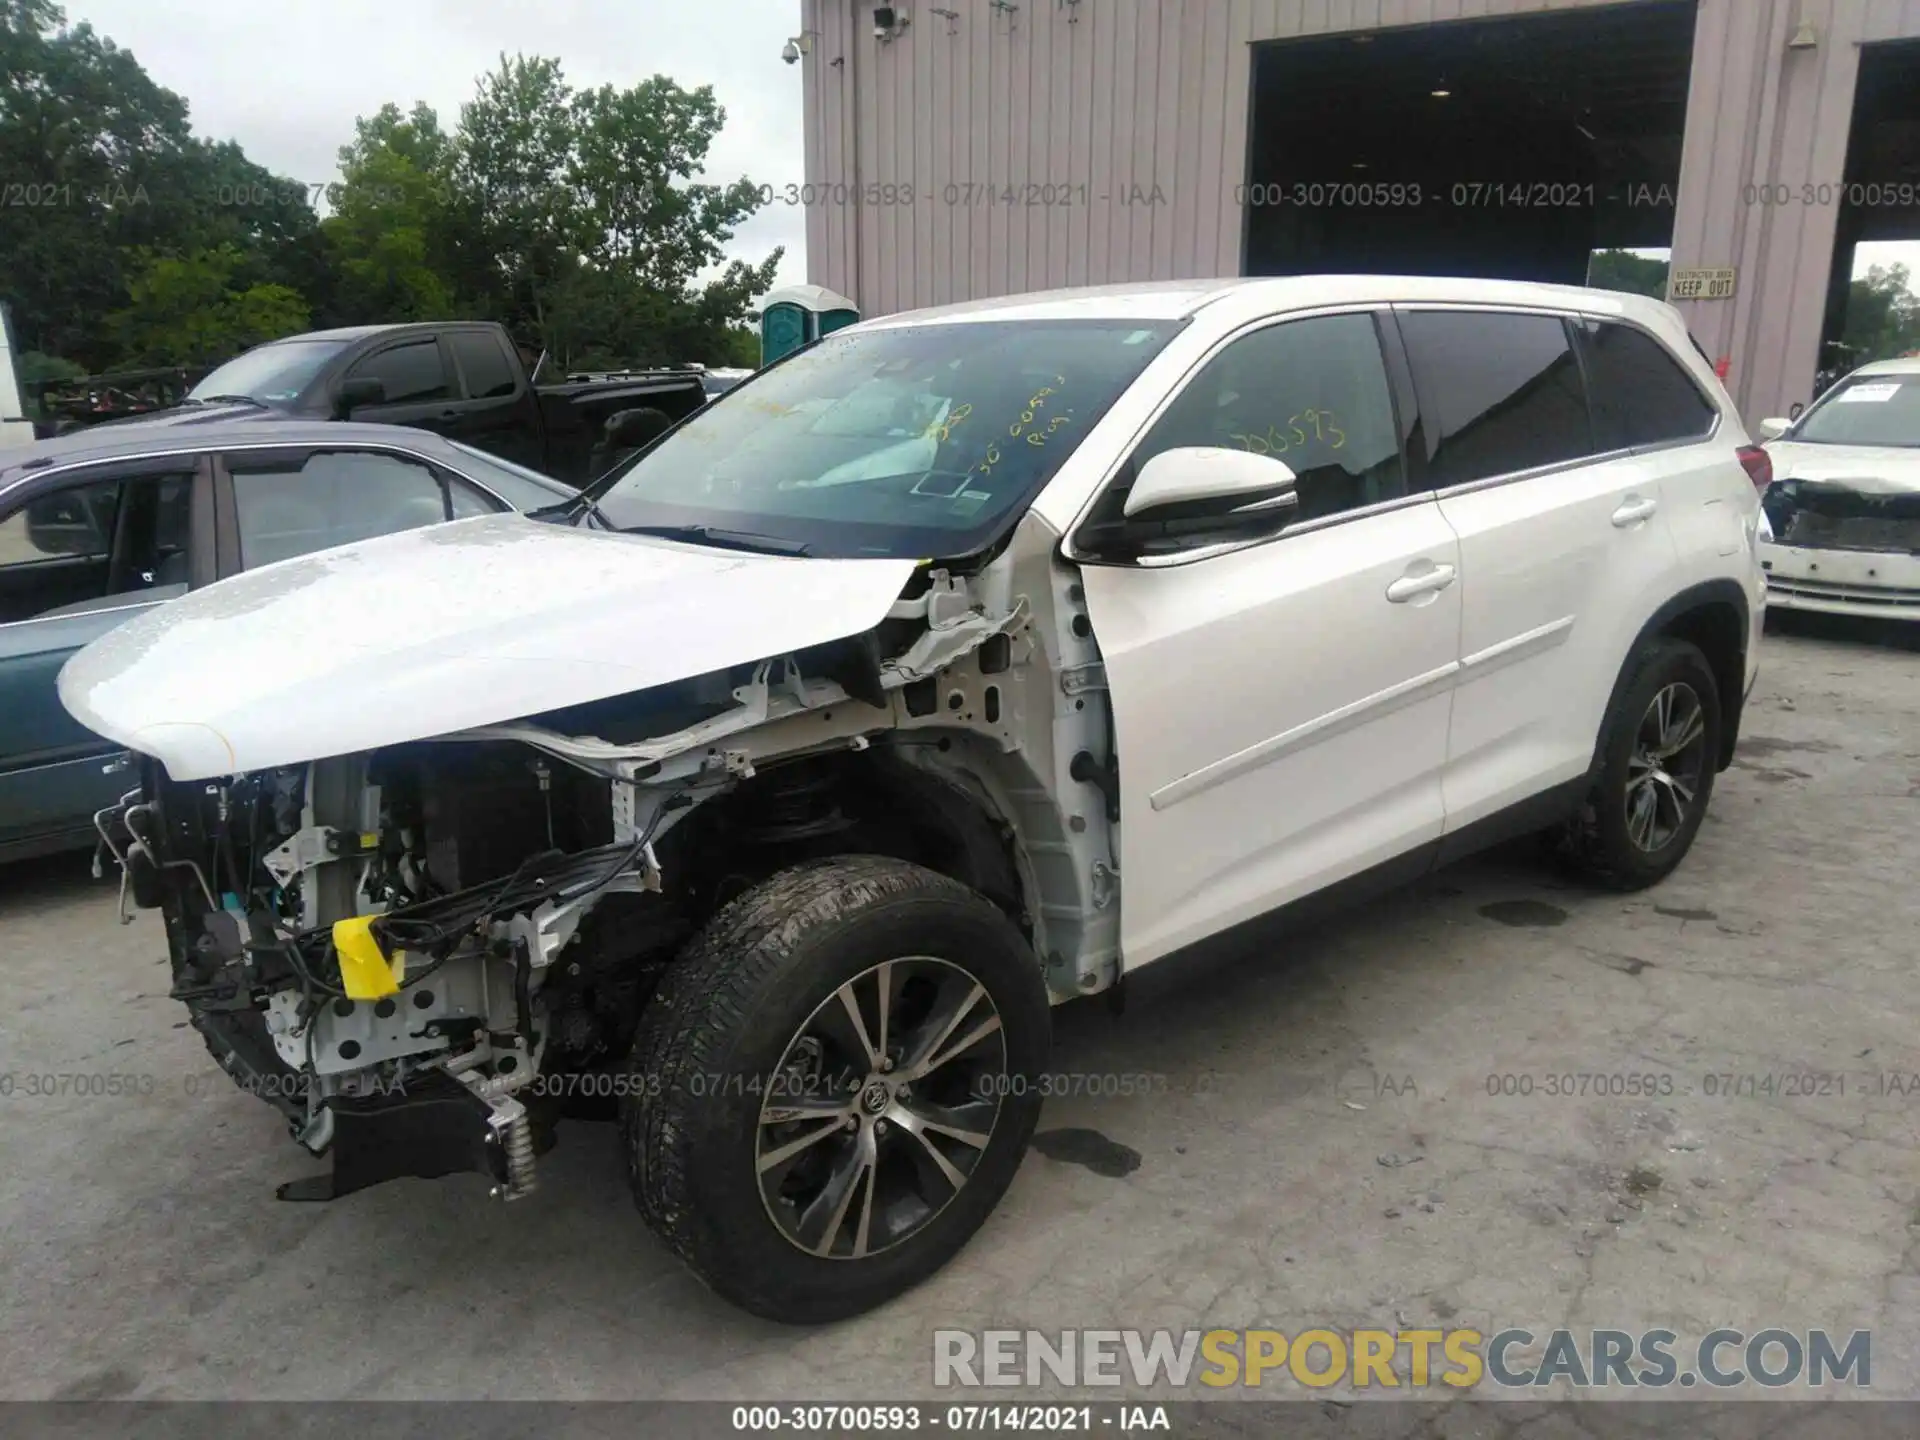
[{"xmin": 287, "ymin": 822, "xmax": 662, "ymax": 997}]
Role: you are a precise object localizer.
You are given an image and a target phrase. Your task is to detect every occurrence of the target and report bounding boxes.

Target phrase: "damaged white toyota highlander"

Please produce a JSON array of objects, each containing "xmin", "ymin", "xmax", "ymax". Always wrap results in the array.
[{"xmin": 60, "ymin": 276, "xmax": 1765, "ymax": 1323}]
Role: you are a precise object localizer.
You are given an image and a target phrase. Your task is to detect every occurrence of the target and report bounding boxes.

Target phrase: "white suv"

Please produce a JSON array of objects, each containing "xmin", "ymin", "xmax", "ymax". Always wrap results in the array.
[{"xmin": 62, "ymin": 276, "xmax": 1765, "ymax": 1323}]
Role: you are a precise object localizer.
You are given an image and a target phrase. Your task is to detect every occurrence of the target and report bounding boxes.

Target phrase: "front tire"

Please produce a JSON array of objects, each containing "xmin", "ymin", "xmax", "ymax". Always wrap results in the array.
[
  {"xmin": 622, "ymin": 856, "xmax": 1050, "ymax": 1323},
  {"xmin": 1560, "ymin": 637, "xmax": 1721, "ymax": 891}
]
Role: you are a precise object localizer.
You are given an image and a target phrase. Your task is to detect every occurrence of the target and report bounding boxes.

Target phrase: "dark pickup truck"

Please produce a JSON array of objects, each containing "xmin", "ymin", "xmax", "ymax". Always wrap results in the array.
[{"xmin": 175, "ymin": 321, "xmax": 709, "ymax": 484}]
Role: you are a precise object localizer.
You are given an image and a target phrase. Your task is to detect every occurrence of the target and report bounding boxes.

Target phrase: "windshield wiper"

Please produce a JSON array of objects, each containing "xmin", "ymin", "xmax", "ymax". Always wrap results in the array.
[
  {"xmin": 529, "ymin": 490, "xmax": 610, "ymax": 527},
  {"xmin": 620, "ymin": 523, "xmax": 811, "ymax": 557},
  {"xmin": 188, "ymin": 394, "xmax": 271, "ymax": 408}
]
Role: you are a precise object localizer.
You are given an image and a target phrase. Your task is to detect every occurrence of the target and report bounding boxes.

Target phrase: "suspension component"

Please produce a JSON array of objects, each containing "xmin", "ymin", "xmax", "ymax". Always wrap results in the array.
[{"xmin": 487, "ymin": 1094, "xmax": 538, "ymax": 1201}]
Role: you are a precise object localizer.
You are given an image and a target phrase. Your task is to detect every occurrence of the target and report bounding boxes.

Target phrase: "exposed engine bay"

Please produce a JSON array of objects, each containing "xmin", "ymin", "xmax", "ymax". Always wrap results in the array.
[{"xmin": 95, "ymin": 551, "xmax": 1122, "ymax": 1204}]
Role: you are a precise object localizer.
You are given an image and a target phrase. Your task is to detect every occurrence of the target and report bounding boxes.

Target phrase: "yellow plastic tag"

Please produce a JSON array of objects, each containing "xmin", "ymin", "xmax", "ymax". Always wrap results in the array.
[{"xmin": 332, "ymin": 915, "xmax": 402, "ymax": 1000}]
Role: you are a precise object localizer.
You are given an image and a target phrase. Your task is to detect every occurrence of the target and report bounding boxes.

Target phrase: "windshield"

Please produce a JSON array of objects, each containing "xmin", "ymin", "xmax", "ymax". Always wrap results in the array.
[
  {"xmin": 188, "ymin": 338, "xmax": 351, "ymax": 405},
  {"xmin": 587, "ymin": 319, "xmax": 1182, "ymax": 558},
  {"xmin": 1791, "ymin": 373, "xmax": 1920, "ymax": 448}
]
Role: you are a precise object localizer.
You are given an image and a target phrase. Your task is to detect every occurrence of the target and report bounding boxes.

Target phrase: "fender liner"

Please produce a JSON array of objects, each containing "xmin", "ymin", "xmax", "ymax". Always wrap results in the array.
[{"xmin": 1588, "ymin": 579, "xmax": 1751, "ymax": 781}]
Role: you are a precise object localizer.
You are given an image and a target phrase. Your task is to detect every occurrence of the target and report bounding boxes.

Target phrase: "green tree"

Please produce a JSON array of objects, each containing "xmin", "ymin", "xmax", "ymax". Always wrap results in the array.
[
  {"xmin": 1839, "ymin": 264, "xmax": 1920, "ymax": 366},
  {"xmin": 321, "ymin": 103, "xmax": 461, "ymax": 322},
  {"xmin": 109, "ymin": 245, "xmax": 310, "ymax": 367},
  {"xmin": 0, "ymin": 0, "xmax": 317, "ymax": 369},
  {"xmin": 441, "ymin": 57, "xmax": 781, "ymax": 366},
  {"xmin": 715, "ymin": 325, "xmax": 761, "ymax": 368},
  {"xmin": 451, "ymin": 55, "xmax": 587, "ymax": 335},
  {"xmin": 1586, "ymin": 249, "xmax": 1671, "ymax": 300}
]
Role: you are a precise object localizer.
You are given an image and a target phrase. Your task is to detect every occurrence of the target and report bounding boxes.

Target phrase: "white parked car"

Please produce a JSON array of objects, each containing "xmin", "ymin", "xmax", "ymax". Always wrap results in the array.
[
  {"xmin": 59, "ymin": 276, "xmax": 1765, "ymax": 1323},
  {"xmin": 1755, "ymin": 355, "xmax": 1920, "ymax": 620}
]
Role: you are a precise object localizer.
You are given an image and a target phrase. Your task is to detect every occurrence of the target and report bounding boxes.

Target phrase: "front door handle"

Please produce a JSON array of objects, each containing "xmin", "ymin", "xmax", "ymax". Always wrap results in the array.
[
  {"xmin": 1386, "ymin": 562, "xmax": 1457, "ymax": 604},
  {"xmin": 1612, "ymin": 496, "xmax": 1658, "ymax": 528}
]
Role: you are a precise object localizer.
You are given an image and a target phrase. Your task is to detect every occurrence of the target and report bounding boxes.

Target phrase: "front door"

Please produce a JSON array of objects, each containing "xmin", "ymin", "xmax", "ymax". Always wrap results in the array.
[
  {"xmin": 339, "ymin": 336, "xmax": 460, "ymax": 433},
  {"xmin": 1072, "ymin": 311, "xmax": 1463, "ymax": 970},
  {"xmin": 0, "ymin": 456, "xmax": 209, "ymax": 858}
]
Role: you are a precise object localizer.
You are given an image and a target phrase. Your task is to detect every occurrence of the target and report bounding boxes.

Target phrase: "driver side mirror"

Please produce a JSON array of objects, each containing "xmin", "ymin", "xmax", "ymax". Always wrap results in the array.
[
  {"xmin": 1124, "ymin": 446, "xmax": 1299, "ymax": 520},
  {"xmin": 1788, "ymin": 401, "xmax": 1805, "ymax": 420},
  {"xmin": 335, "ymin": 376, "xmax": 387, "ymax": 418},
  {"xmin": 1757, "ymin": 416, "xmax": 1793, "ymax": 441}
]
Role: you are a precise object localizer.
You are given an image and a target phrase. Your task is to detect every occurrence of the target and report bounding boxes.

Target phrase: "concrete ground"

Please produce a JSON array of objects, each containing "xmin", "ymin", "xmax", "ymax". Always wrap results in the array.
[{"xmin": 1, "ymin": 617, "xmax": 1916, "ymax": 1406}]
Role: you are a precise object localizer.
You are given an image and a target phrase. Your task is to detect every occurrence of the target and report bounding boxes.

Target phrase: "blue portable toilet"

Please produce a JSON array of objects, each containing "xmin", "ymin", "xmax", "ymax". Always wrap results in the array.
[{"xmin": 757, "ymin": 284, "xmax": 860, "ymax": 366}]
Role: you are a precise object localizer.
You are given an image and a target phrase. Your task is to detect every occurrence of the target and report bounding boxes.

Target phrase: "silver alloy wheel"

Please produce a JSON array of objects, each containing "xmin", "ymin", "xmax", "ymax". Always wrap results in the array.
[
  {"xmin": 756, "ymin": 956, "xmax": 1007, "ymax": 1260},
  {"xmin": 1625, "ymin": 681, "xmax": 1708, "ymax": 854}
]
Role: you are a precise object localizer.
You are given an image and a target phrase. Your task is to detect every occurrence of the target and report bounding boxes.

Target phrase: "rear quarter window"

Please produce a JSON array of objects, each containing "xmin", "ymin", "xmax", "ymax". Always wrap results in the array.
[{"xmin": 1577, "ymin": 320, "xmax": 1718, "ymax": 450}]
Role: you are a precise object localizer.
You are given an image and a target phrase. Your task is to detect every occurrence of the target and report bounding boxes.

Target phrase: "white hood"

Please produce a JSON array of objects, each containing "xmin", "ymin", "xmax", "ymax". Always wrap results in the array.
[
  {"xmin": 58, "ymin": 514, "xmax": 916, "ymax": 781},
  {"xmin": 1763, "ymin": 441, "xmax": 1920, "ymax": 493}
]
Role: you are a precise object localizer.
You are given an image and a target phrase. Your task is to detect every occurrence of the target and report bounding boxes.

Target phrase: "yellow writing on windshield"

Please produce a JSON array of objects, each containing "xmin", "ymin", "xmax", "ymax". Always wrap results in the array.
[
  {"xmin": 976, "ymin": 376, "xmax": 1072, "ymax": 477},
  {"xmin": 924, "ymin": 402, "xmax": 973, "ymax": 443}
]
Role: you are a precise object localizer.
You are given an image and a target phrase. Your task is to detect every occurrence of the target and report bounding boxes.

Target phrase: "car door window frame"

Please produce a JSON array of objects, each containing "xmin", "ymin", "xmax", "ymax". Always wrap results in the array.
[
  {"xmin": 1063, "ymin": 305, "xmax": 1429, "ymax": 569},
  {"xmin": 1568, "ymin": 315, "xmax": 1723, "ymax": 458},
  {"xmin": 209, "ymin": 443, "xmax": 507, "ymax": 575},
  {"xmin": 1391, "ymin": 303, "xmax": 1692, "ymax": 501},
  {"xmin": 344, "ymin": 335, "xmax": 457, "ymax": 410},
  {"xmin": 0, "ymin": 453, "xmax": 214, "ymax": 630},
  {"xmin": 446, "ymin": 328, "xmax": 525, "ymax": 403}
]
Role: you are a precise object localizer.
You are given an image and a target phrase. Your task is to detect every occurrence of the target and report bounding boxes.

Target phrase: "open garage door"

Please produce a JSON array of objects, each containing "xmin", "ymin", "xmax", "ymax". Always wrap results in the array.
[
  {"xmin": 1815, "ymin": 39, "xmax": 1920, "ymax": 399},
  {"xmin": 1244, "ymin": 1, "xmax": 1697, "ymax": 286}
]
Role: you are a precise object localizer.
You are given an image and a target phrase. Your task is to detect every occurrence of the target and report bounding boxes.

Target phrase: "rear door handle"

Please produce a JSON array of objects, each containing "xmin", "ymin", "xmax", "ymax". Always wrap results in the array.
[
  {"xmin": 1611, "ymin": 496, "xmax": 1658, "ymax": 528},
  {"xmin": 1386, "ymin": 563, "xmax": 1457, "ymax": 604}
]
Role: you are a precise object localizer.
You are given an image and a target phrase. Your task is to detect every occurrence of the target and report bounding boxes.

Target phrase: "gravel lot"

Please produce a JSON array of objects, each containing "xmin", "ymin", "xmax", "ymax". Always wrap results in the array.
[{"xmin": 1, "ymin": 616, "xmax": 1916, "ymax": 1405}]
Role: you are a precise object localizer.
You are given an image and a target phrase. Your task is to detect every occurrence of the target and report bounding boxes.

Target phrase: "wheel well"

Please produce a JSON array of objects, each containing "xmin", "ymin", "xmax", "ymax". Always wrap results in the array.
[
  {"xmin": 658, "ymin": 747, "xmax": 1028, "ymax": 935},
  {"xmin": 1656, "ymin": 598, "xmax": 1746, "ymax": 770}
]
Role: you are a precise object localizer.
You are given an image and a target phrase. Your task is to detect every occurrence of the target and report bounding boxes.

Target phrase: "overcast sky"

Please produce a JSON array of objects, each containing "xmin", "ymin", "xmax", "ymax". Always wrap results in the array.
[{"xmin": 64, "ymin": 0, "xmax": 810, "ymax": 287}]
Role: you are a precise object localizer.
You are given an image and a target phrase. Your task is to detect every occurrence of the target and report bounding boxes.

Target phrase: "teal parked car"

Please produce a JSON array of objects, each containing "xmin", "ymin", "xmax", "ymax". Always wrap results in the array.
[{"xmin": 0, "ymin": 415, "xmax": 574, "ymax": 863}]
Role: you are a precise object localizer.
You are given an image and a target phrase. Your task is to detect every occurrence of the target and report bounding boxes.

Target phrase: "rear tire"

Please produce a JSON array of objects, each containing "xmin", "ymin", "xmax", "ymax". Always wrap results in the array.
[
  {"xmin": 1558, "ymin": 637, "xmax": 1721, "ymax": 891},
  {"xmin": 622, "ymin": 856, "xmax": 1050, "ymax": 1323}
]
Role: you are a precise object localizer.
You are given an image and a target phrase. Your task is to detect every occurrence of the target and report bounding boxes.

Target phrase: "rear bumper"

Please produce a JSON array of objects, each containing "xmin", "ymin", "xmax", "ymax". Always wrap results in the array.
[{"xmin": 1759, "ymin": 542, "xmax": 1920, "ymax": 622}]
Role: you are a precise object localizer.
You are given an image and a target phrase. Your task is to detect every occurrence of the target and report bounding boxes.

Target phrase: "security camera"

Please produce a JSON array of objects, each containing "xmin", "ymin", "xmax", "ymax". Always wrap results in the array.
[
  {"xmin": 781, "ymin": 38, "xmax": 801, "ymax": 63},
  {"xmin": 873, "ymin": 5, "xmax": 899, "ymax": 37}
]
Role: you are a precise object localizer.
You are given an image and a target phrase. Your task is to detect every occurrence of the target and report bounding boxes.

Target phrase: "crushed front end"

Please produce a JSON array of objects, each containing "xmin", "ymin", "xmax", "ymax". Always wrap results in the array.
[
  {"xmin": 100, "ymin": 741, "xmax": 682, "ymax": 1203},
  {"xmin": 1760, "ymin": 478, "xmax": 1920, "ymax": 620},
  {"xmin": 88, "ymin": 548, "xmax": 1116, "ymax": 1217}
]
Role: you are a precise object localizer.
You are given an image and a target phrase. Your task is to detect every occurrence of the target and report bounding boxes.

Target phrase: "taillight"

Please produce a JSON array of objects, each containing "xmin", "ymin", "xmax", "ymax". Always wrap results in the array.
[{"xmin": 1737, "ymin": 445, "xmax": 1773, "ymax": 491}]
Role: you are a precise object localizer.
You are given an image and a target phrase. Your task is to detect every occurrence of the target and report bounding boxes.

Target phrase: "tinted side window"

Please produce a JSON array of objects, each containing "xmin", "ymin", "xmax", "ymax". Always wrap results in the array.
[
  {"xmin": 1398, "ymin": 311, "xmax": 1594, "ymax": 487},
  {"xmin": 349, "ymin": 340, "xmax": 449, "ymax": 405},
  {"xmin": 448, "ymin": 331, "xmax": 518, "ymax": 400},
  {"xmin": 1085, "ymin": 313, "xmax": 1405, "ymax": 554},
  {"xmin": 231, "ymin": 451, "xmax": 451, "ymax": 568},
  {"xmin": 1578, "ymin": 320, "xmax": 1717, "ymax": 449}
]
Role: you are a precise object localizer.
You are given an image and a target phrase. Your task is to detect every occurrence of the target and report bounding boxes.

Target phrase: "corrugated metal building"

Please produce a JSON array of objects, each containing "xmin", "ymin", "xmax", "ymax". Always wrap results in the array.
[{"xmin": 795, "ymin": 0, "xmax": 1920, "ymax": 423}]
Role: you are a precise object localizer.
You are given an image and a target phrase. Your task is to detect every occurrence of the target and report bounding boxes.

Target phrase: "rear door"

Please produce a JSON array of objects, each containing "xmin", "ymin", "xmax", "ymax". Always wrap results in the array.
[
  {"xmin": 0, "ymin": 455, "xmax": 210, "ymax": 857},
  {"xmin": 441, "ymin": 328, "xmax": 547, "ymax": 471},
  {"xmin": 1392, "ymin": 306, "xmax": 1682, "ymax": 837},
  {"xmin": 1074, "ymin": 309, "xmax": 1463, "ymax": 969}
]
